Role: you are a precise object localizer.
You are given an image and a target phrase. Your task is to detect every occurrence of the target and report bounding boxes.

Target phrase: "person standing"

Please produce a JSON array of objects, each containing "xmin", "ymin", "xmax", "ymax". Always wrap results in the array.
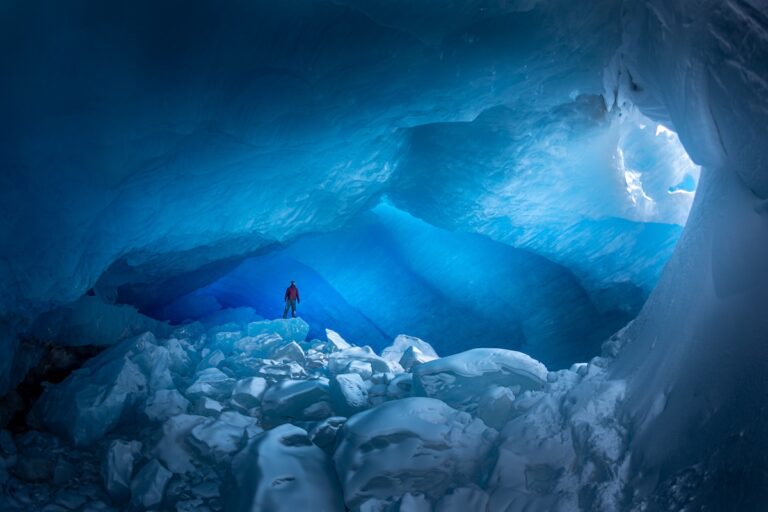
[{"xmin": 283, "ymin": 280, "xmax": 300, "ymax": 318}]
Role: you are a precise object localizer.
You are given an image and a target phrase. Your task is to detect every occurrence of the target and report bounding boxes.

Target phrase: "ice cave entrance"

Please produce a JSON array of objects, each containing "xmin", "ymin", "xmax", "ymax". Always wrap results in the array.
[{"xmin": 105, "ymin": 112, "xmax": 699, "ymax": 371}]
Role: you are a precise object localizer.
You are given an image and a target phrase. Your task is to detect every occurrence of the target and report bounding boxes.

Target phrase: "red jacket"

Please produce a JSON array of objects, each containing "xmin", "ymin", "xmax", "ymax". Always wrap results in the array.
[{"xmin": 285, "ymin": 284, "xmax": 300, "ymax": 302}]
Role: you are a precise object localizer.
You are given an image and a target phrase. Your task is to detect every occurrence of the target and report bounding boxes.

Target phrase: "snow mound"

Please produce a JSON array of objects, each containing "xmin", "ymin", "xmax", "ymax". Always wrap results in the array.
[
  {"xmin": 225, "ymin": 424, "xmax": 344, "ymax": 512},
  {"xmin": 334, "ymin": 397, "xmax": 498, "ymax": 509},
  {"xmin": 412, "ymin": 348, "xmax": 547, "ymax": 413},
  {"xmin": 381, "ymin": 334, "xmax": 439, "ymax": 371}
]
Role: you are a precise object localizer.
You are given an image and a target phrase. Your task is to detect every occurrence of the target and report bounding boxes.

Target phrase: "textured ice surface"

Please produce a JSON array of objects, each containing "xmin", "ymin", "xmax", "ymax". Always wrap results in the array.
[
  {"xmin": 0, "ymin": 305, "xmax": 756, "ymax": 510},
  {"xmin": 335, "ymin": 397, "xmax": 497, "ymax": 509},
  {"xmin": 102, "ymin": 439, "xmax": 141, "ymax": 501},
  {"xmin": 30, "ymin": 296, "xmax": 171, "ymax": 347},
  {"xmin": 0, "ymin": 0, "xmax": 692, "ymax": 357},
  {"xmin": 2, "ymin": 0, "xmax": 767, "ymax": 509},
  {"xmin": 329, "ymin": 373, "xmax": 369, "ymax": 416},
  {"xmin": 225, "ymin": 424, "xmax": 344, "ymax": 512},
  {"xmin": 381, "ymin": 335, "xmax": 438, "ymax": 365},
  {"xmin": 149, "ymin": 203, "xmax": 639, "ymax": 368},
  {"xmin": 413, "ymin": 348, "xmax": 547, "ymax": 412},
  {"xmin": 32, "ymin": 334, "xmax": 164, "ymax": 446},
  {"xmin": 130, "ymin": 459, "xmax": 172, "ymax": 510}
]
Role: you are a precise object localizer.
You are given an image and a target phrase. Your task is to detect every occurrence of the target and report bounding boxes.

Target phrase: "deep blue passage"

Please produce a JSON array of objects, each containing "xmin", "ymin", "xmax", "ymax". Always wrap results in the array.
[{"xmin": 124, "ymin": 203, "xmax": 632, "ymax": 369}]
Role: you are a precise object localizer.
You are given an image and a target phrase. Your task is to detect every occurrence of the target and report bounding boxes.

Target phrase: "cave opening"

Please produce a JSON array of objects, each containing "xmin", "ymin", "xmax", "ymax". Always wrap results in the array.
[
  {"xmin": 93, "ymin": 105, "xmax": 699, "ymax": 371},
  {"xmin": 3, "ymin": 0, "xmax": 766, "ymax": 509}
]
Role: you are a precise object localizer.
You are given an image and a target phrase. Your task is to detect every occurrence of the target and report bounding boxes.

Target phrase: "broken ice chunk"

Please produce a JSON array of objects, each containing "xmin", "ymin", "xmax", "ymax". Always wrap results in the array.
[
  {"xmin": 190, "ymin": 397, "xmax": 224, "ymax": 417},
  {"xmin": 187, "ymin": 419, "xmax": 246, "ymax": 462},
  {"xmin": 185, "ymin": 368, "xmax": 235, "ymax": 401},
  {"xmin": 153, "ymin": 414, "xmax": 208, "ymax": 474},
  {"xmin": 399, "ymin": 493, "xmax": 431, "ymax": 511},
  {"xmin": 245, "ymin": 318, "xmax": 310, "ymax": 342},
  {"xmin": 399, "ymin": 345, "xmax": 437, "ymax": 371},
  {"xmin": 256, "ymin": 360, "xmax": 307, "ymax": 380},
  {"xmin": 32, "ymin": 335, "xmax": 152, "ymax": 446},
  {"xmin": 224, "ymin": 424, "xmax": 344, "ymax": 512},
  {"xmin": 381, "ymin": 335, "xmax": 438, "ymax": 365},
  {"xmin": 219, "ymin": 411, "xmax": 259, "ymax": 431},
  {"xmin": 330, "ymin": 373, "xmax": 369, "ymax": 416},
  {"xmin": 271, "ymin": 341, "xmax": 306, "ymax": 365},
  {"xmin": 261, "ymin": 378, "xmax": 332, "ymax": 427},
  {"xmin": 412, "ymin": 348, "xmax": 547, "ymax": 413},
  {"xmin": 231, "ymin": 377, "xmax": 268, "ymax": 409},
  {"xmin": 435, "ymin": 485, "xmax": 490, "ymax": 511},
  {"xmin": 475, "ymin": 386, "xmax": 516, "ymax": 430},
  {"xmin": 102, "ymin": 440, "xmax": 142, "ymax": 502},
  {"xmin": 328, "ymin": 346, "xmax": 399, "ymax": 376},
  {"xmin": 144, "ymin": 389, "xmax": 190, "ymax": 422},
  {"xmin": 325, "ymin": 329, "xmax": 352, "ymax": 351},
  {"xmin": 385, "ymin": 373, "xmax": 413, "ymax": 400},
  {"xmin": 171, "ymin": 322, "xmax": 205, "ymax": 341},
  {"xmin": 160, "ymin": 338, "xmax": 195, "ymax": 375},
  {"xmin": 197, "ymin": 349, "xmax": 225, "ymax": 371},
  {"xmin": 308, "ymin": 417, "xmax": 347, "ymax": 454},
  {"xmin": 130, "ymin": 459, "xmax": 172, "ymax": 510},
  {"xmin": 334, "ymin": 397, "xmax": 497, "ymax": 509}
]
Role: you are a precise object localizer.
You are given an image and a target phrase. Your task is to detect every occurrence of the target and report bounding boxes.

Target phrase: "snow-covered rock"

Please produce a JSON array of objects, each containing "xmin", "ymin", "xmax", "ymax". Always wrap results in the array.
[
  {"xmin": 224, "ymin": 424, "xmax": 344, "ymax": 512},
  {"xmin": 334, "ymin": 397, "xmax": 498, "ymax": 509},
  {"xmin": 412, "ymin": 349, "xmax": 547, "ymax": 413}
]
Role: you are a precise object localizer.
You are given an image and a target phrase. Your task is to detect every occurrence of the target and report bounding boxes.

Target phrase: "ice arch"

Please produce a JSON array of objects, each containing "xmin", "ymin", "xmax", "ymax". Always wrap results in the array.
[
  {"xmin": 124, "ymin": 202, "xmax": 632, "ymax": 369},
  {"xmin": 596, "ymin": 0, "xmax": 768, "ymax": 506},
  {"xmin": 0, "ymin": 0, "xmax": 698, "ymax": 382},
  {"xmin": 0, "ymin": 0, "xmax": 765, "ymax": 508}
]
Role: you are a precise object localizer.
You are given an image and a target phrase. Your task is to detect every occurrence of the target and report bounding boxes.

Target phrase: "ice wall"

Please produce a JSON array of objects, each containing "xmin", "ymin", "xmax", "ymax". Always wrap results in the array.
[
  {"xmin": 0, "ymin": 0, "xmax": 626, "ymax": 322},
  {"xmin": 0, "ymin": 0, "xmax": 697, "ymax": 396},
  {"xmin": 0, "ymin": 0, "xmax": 765, "ymax": 509},
  {"xmin": 141, "ymin": 203, "xmax": 627, "ymax": 368},
  {"xmin": 390, "ymin": 100, "xmax": 698, "ymax": 312},
  {"xmin": 601, "ymin": 0, "xmax": 768, "ymax": 506}
]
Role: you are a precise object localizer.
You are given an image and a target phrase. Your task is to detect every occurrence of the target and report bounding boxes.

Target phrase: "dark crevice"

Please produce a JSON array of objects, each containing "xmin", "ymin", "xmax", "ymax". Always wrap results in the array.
[{"xmin": 0, "ymin": 340, "xmax": 105, "ymax": 433}]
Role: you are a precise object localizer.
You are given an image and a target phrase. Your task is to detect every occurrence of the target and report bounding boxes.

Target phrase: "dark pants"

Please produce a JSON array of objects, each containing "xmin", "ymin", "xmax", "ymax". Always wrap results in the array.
[{"xmin": 283, "ymin": 299, "xmax": 297, "ymax": 318}]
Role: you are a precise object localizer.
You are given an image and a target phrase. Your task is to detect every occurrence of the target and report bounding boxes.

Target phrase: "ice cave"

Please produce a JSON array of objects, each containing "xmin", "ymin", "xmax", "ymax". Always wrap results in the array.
[{"xmin": 0, "ymin": 0, "xmax": 766, "ymax": 510}]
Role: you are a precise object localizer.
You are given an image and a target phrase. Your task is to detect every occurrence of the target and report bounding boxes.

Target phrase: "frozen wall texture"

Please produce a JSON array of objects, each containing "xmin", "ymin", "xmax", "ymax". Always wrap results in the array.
[
  {"xmin": 0, "ymin": 0, "xmax": 766, "ymax": 509},
  {"xmin": 0, "ymin": 0, "xmax": 695, "ymax": 322},
  {"xmin": 604, "ymin": 0, "xmax": 768, "ymax": 507}
]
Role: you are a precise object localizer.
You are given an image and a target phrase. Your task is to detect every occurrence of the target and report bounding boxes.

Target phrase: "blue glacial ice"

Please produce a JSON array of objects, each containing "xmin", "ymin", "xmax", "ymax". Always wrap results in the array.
[{"xmin": 1, "ymin": 0, "xmax": 767, "ymax": 509}]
